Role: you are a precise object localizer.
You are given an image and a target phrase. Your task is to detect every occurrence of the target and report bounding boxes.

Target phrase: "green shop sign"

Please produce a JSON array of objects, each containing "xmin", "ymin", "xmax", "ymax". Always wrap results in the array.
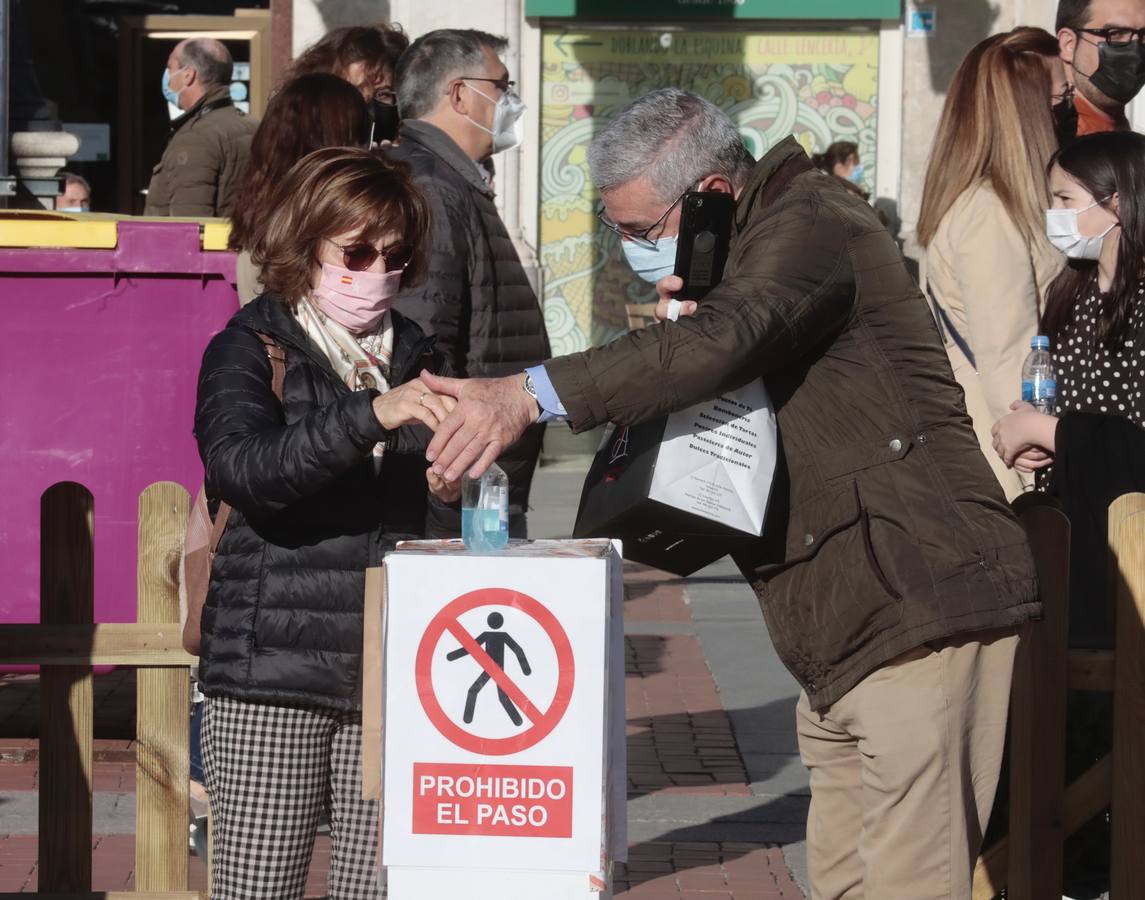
[{"xmin": 526, "ymin": 0, "xmax": 901, "ymax": 19}]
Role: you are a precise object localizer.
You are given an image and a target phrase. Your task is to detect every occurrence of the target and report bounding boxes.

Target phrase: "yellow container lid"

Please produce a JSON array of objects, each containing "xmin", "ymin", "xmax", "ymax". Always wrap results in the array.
[{"xmin": 0, "ymin": 210, "xmax": 233, "ymax": 251}]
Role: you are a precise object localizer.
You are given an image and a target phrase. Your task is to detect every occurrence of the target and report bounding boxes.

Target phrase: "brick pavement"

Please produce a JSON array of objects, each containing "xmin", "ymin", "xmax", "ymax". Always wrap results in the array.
[{"xmin": 0, "ymin": 560, "xmax": 805, "ymax": 898}]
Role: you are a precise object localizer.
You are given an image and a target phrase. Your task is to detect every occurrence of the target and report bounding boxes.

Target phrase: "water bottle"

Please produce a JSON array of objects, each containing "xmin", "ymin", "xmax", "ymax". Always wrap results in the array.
[
  {"xmin": 461, "ymin": 463, "xmax": 509, "ymax": 553},
  {"xmin": 1021, "ymin": 335, "xmax": 1056, "ymax": 414}
]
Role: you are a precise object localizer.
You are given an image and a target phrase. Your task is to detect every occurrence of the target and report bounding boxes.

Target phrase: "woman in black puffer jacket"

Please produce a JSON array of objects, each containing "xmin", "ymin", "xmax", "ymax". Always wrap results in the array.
[{"xmin": 194, "ymin": 147, "xmax": 458, "ymax": 900}]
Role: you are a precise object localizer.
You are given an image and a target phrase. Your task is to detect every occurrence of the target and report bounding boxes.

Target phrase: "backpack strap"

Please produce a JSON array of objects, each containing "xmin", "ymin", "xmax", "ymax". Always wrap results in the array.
[
  {"xmin": 207, "ymin": 332, "xmax": 285, "ymax": 554},
  {"xmin": 254, "ymin": 331, "xmax": 286, "ymax": 401}
]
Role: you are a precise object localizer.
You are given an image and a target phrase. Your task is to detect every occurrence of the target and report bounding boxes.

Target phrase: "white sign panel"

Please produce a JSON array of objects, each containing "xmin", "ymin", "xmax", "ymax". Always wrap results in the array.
[
  {"xmin": 649, "ymin": 377, "xmax": 776, "ymax": 535},
  {"xmin": 382, "ymin": 543, "xmax": 622, "ymax": 878}
]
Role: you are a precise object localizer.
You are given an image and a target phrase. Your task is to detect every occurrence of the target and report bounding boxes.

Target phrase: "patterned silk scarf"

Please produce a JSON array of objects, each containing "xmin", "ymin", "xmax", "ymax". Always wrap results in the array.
[{"xmin": 294, "ymin": 297, "xmax": 395, "ymax": 456}]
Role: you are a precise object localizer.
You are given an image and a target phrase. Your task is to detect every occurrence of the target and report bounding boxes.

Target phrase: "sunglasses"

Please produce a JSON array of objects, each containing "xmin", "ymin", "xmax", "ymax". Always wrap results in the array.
[{"xmin": 326, "ymin": 238, "xmax": 414, "ymax": 272}]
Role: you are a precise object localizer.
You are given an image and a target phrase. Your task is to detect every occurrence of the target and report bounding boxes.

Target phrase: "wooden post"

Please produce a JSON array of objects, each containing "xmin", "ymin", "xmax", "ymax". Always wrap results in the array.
[
  {"xmin": 1109, "ymin": 493, "xmax": 1145, "ymax": 897},
  {"xmin": 39, "ymin": 482, "xmax": 95, "ymax": 892},
  {"xmin": 135, "ymin": 482, "xmax": 192, "ymax": 892},
  {"xmin": 1007, "ymin": 500, "xmax": 1069, "ymax": 899}
]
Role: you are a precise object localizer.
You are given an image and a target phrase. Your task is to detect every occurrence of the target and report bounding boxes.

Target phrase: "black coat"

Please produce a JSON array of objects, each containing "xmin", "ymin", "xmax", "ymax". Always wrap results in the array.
[
  {"xmin": 388, "ymin": 121, "xmax": 549, "ymax": 533},
  {"xmin": 194, "ymin": 296, "xmax": 438, "ymax": 710},
  {"xmin": 1048, "ymin": 412, "xmax": 1145, "ymax": 648}
]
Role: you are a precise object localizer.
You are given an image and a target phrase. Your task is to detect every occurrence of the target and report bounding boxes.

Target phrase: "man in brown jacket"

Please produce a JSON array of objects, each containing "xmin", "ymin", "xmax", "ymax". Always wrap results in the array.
[
  {"xmin": 420, "ymin": 89, "xmax": 1039, "ymax": 899},
  {"xmin": 145, "ymin": 38, "xmax": 257, "ymax": 218}
]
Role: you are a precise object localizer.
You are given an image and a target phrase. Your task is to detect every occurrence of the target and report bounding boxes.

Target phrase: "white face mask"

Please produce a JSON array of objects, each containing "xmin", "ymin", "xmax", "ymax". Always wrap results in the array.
[
  {"xmin": 1046, "ymin": 198, "xmax": 1118, "ymax": 261},
  {"xmin": 621, "ymin": 235, "xmax": 678, "ymax": 283},
  {"xmin": 466, "ymin": 84, "xmax": 527, "ymax": 154}
]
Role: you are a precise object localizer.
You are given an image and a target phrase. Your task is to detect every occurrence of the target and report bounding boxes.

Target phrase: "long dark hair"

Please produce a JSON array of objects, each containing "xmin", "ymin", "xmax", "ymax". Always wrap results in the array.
[
  {"xmin": 810, "ymin": 141, "xmax": 857, "ymax": 173},
  {"xmin": 1042, "ymin": 131, "xmax": 1145, "ymax": 351},
  {"xmin": 229, "ymin": 74, "xmax": 370, "ymax": 252}
]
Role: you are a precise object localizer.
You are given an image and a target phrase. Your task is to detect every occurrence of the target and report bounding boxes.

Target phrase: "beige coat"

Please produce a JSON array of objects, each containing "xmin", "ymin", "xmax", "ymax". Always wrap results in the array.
[{"xmin": 923, "ymin": 180, "xmax": 1064, "ymax": 500}]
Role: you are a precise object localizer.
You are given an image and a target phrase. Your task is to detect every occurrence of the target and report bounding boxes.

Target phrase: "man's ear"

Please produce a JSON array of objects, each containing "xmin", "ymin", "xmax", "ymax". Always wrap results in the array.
[
  {"xmin": 445, "ymin": 79, "xmax": 470, "ymax": 117},
  {"xmin": 1058, "ymin": 29, "xmax": 1077, "ymax": 66},
  {"xmin": 698, "ymin": 174, "xmax": 734, "ymax": 195},
  {"xmin": 182, "ymin": 65, "xmax": 198, "ymax": 88}
]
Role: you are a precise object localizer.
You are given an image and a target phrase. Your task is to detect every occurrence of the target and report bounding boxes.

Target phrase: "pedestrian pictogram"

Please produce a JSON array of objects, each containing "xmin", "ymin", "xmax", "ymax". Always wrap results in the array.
[
  {"xmin": 446, "ymin": 611, "xmax": 532, "ymax": 725},
  {"xmin": 415, "ymin": 587, "xmax": 575, "ymax": 756}
]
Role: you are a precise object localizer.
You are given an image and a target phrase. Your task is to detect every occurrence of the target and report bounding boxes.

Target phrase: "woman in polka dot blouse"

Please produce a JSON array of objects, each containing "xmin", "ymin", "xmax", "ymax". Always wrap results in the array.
[{"xmin": 991, "ymin": 131, "xmax": 1145, "ymax": 899}]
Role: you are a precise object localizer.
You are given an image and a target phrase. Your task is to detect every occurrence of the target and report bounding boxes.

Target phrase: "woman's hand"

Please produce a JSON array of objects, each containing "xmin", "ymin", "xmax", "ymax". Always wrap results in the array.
[
  {"xmin": 652, "ymin": 275, "xmax": 698, "ymax": 323},
  {"xmin": 427, "ymin": 467, "xmax": 461, "ymax": 504},
  {"xmin": 371, "ymin": 379, "xmax": 456, "ymax": 431},
  {"xmin": 991, "ymin": 400, "xmax": 1058, "ymax": 468}
]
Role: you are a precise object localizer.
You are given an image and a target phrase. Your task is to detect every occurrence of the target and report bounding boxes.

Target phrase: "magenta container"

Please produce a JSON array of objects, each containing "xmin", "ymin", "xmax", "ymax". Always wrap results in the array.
[{"xmin": 0, "ymin": 220, "xmax": 238, "ymax": 647}]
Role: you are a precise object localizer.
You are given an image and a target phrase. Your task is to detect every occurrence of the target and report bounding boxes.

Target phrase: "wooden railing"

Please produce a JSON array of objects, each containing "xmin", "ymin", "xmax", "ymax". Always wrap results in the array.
[
  {"xmin": 0, "ymin": 481, "xmax": 199, "ymax": 900},
  {"xmin": 973, "ymin": 492, "xmax": 1145, "ymax": 899}
]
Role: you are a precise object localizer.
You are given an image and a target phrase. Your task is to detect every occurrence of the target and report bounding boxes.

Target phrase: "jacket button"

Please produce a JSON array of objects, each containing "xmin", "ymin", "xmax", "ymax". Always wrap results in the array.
[
  {"xmin": 888, "ymin": 438, "xmax": 903, "ymax": 452},
  {"xmin": 803, "ymin": 533, "xmax": 815, "ymax": 547},
  {"xmin": 917, "ymin": 433, "xmax": 928, "ymax": 444}
]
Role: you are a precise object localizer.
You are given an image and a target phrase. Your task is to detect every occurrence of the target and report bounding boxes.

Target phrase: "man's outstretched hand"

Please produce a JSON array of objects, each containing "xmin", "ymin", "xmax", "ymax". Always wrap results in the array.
[{"xmin": 421, "ymin": 371, "xmax": 541, "ymax": 483}]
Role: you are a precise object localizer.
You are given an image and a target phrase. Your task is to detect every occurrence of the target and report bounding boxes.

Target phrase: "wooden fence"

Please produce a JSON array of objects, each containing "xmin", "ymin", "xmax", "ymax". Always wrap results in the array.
[
  {"xmin": 973, "ymin": 492, "xmax": 1145, "ymax": 899},
  {"xmin": 0, "ymin": 481, "xmax": 200, "ymax": 900}
]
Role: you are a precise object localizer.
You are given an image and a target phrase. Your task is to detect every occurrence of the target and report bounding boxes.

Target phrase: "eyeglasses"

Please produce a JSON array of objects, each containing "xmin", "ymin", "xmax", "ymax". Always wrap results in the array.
[
  {"xmin": 326, "ymin": 238, "xmax": 413, "ymax": 272},
  {"xmin": 596, "ymin": 186, "xmax": 692, "ymax": 250},
  {"xmin": 373, "ymin": 88, "xmax": 397, "ymax": 106},
  {"xmin": 1076, "ymin": 26, "xmax": 1145, "ymax": 47},
  {"xmin": 455, "ymin": 75, "xmax": 516, "ymax": 94}
]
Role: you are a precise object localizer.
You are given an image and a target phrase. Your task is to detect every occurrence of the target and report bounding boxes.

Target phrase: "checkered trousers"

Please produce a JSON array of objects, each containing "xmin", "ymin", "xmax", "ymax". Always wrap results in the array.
[{"xmin": 201, "ymin": 696, "xmax": 380, "ymax": 899}]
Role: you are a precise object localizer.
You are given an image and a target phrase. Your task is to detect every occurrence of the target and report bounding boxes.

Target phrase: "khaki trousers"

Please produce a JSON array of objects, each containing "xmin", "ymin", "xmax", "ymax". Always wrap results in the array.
[{"xmin": 796, "ymin": 627, "xmax": 1021, "ymax": 900}]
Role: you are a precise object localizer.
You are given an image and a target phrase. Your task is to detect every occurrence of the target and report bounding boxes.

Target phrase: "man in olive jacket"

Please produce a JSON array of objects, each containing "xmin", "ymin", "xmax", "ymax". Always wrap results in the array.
[
  {"xmin": 421, "ymin": 89, "xmax": 1039, "ymax": 899},
  {"xmin": 388, "ymin": 29, "xmax": 549, "ymax": 537},
  {"xmin": 145, "ymin": 38, "xmax": 257, "ymax": 218}
]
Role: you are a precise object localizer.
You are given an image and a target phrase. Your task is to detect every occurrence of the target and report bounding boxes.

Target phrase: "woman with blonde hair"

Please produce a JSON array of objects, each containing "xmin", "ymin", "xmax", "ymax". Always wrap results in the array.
[{"xmin": 919, "ymin": 26, "xmax": 1068, "ymax": 499}]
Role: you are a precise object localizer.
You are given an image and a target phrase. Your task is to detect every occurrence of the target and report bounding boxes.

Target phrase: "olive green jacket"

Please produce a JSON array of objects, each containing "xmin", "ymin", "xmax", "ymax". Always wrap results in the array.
[
  {"xmin": 547, "ymin": 137, "xmax": 1039, "ymax": 709},
  {"xmin": 145, "ymin": 86, "xmax": 258, "ymax": 218}
]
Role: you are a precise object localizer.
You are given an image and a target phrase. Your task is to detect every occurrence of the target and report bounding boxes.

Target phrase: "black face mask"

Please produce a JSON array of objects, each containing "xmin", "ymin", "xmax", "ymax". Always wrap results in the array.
[
  {"xmin": 1085, "ymin": 34, "xmax": 1145, "ymax": 105},
  {"xmin": 369, "ymin": 101, "xmax": 401, "ymax": 144},
  {"xmin": 1053, "ymin": 88, "xmax": 1080, "ymax": 146}
]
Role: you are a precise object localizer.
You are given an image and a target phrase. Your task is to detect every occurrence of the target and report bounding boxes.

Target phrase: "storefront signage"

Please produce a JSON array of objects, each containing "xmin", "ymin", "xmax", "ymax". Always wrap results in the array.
[{"xmin": 526, "ymin": 0, "xmax": 901, "ymax": 20}]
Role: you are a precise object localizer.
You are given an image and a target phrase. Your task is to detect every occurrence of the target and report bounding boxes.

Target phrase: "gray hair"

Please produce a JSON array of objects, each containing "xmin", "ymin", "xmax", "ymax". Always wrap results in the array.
[
  {"xmin": 395, "ymin": 29, "xmax": 509, "ymax": 120},
  {"xmin": 60, "ymin": 171, "xmax": 91, "ymax": 193},
  {"xmin": 587, "ymin": 88, "xmax": 755, "ymax": 202},
  {"xmin": 178, "ymin": 38, "xmax": 233, "ymax": 89}
]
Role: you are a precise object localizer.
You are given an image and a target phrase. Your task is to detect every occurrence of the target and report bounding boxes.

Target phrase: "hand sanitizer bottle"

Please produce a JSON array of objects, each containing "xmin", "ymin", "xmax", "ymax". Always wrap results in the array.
[{"xmin": 462, "ymin": 463, "xmax": 509, "ymax": 553}]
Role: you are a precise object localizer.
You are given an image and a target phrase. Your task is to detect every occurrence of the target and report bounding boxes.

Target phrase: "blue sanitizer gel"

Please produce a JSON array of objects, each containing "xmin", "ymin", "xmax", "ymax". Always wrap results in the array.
[{"xmin": 461, "ymin": 463, "xmax": 509, "ymax": 553}]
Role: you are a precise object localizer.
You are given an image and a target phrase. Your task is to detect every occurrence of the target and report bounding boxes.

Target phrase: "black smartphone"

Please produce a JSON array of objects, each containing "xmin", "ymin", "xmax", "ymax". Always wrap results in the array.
[{"xmin": 672, "ymin": 190, "xmax": 735, "ymax": 300}]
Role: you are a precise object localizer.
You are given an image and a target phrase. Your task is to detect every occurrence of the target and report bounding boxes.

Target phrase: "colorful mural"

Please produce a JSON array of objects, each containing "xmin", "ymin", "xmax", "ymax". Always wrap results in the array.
[{"xmin": 539, "ymin": 28, "xmax": 880, "ymax": 355}]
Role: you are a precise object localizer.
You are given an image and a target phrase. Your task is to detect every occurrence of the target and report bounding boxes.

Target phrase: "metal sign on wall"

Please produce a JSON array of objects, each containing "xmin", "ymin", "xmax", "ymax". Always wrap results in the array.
[{"xmin": 526, "ymin": 0, "xmax": 901, "ymax": 19}]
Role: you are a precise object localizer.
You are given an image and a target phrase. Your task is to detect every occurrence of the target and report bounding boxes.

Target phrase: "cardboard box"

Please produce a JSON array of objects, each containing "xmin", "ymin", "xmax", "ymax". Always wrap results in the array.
[{"xmin": 378, "ymin": 540, "xmax": 625, "ymax": 898}]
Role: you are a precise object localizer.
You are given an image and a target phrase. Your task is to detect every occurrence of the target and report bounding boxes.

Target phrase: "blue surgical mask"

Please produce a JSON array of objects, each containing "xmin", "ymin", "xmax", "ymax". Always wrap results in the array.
[
  {"xmin": 57, "ymin": 207, "xmax": 86, "ymax": 213},
  {"xmin": 848, "ymin": 164, "xmax": 865, "ymax": 185},
  {"xmin": 162, "ymin": 67, "xmax": 187, "ymax": 108},
  {"xmin": 621, "ymin": 235, "xmax": 678, "ymax": 283}
]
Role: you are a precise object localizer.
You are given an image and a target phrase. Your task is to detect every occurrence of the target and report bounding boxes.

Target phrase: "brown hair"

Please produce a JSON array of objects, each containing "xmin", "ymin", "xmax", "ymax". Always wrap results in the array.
[
  {"xmin": 229, "ymin": 74, "xmax": 371, "ymax": 253},
  {"xmin": 918, "ymin": 27, "xmax": 1060, "ymax": 249},
  {"xmin": 286, "ymin": 24, "xmax": 409, "ymax": 95},
  {"xmin": 252, "ymin": 147, "xmax": 430, "ymax": 305}
]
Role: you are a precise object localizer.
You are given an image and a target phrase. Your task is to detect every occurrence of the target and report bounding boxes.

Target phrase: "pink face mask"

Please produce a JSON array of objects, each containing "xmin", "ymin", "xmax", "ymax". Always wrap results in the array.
[{"xmin": 311, "ymin": 262, "xmax": 402, "ymax": 334}]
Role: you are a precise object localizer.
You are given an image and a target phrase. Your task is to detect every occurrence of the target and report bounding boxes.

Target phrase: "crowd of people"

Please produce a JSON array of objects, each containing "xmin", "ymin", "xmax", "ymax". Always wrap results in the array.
[{"xmin": 168, "ymin": 1, "xmax": 1145, "ymax": 898}]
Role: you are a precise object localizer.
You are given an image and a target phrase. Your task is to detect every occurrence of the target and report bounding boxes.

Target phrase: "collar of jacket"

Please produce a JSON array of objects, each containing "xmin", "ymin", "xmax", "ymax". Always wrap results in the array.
[
  {"xmin": 397, "ymin": 120, "xmax": 495, "ymax": 198},
  {"xmin": 733, "ymin": 135, "xmax": 810, "ymax": 231},
  {"xmin": 169, "ymin": 85, "xmax": 233, "ymax": 135},
  {"xmin": 238, "ymin": 294, "xmax": 435, "ymax": 391}
]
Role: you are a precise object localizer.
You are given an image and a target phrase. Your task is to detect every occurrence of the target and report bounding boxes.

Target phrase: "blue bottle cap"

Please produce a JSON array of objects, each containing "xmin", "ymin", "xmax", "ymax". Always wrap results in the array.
[{"xmin": 1031, "ymin": 335, "xmax": 1050, "ymax": 350}]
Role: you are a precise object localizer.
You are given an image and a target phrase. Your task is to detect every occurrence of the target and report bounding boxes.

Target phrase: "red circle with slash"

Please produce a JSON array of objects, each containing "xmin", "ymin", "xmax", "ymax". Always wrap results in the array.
[{"xmin": 415, "ymin": 587, "xmax": 575, "ymax": 755}]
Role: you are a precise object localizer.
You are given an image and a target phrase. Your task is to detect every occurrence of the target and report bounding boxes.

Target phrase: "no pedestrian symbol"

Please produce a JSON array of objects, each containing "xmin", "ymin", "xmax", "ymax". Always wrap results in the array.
[{"xmin": 415, "ymin": 587, "xmax": 575, "ymax": 756}]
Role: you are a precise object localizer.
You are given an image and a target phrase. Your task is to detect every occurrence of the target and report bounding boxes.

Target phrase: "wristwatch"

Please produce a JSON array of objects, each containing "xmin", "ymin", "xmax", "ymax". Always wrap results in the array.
[{"xmin": 523, "ymin": 372, "xmax": 539, "ymax": 402}]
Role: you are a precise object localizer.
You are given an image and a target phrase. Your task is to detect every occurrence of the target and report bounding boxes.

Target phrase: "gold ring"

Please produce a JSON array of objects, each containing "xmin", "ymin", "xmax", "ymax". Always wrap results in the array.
[{"xmin": 419, "ymin": 391, "xmax": 428, "ymax": 406}]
